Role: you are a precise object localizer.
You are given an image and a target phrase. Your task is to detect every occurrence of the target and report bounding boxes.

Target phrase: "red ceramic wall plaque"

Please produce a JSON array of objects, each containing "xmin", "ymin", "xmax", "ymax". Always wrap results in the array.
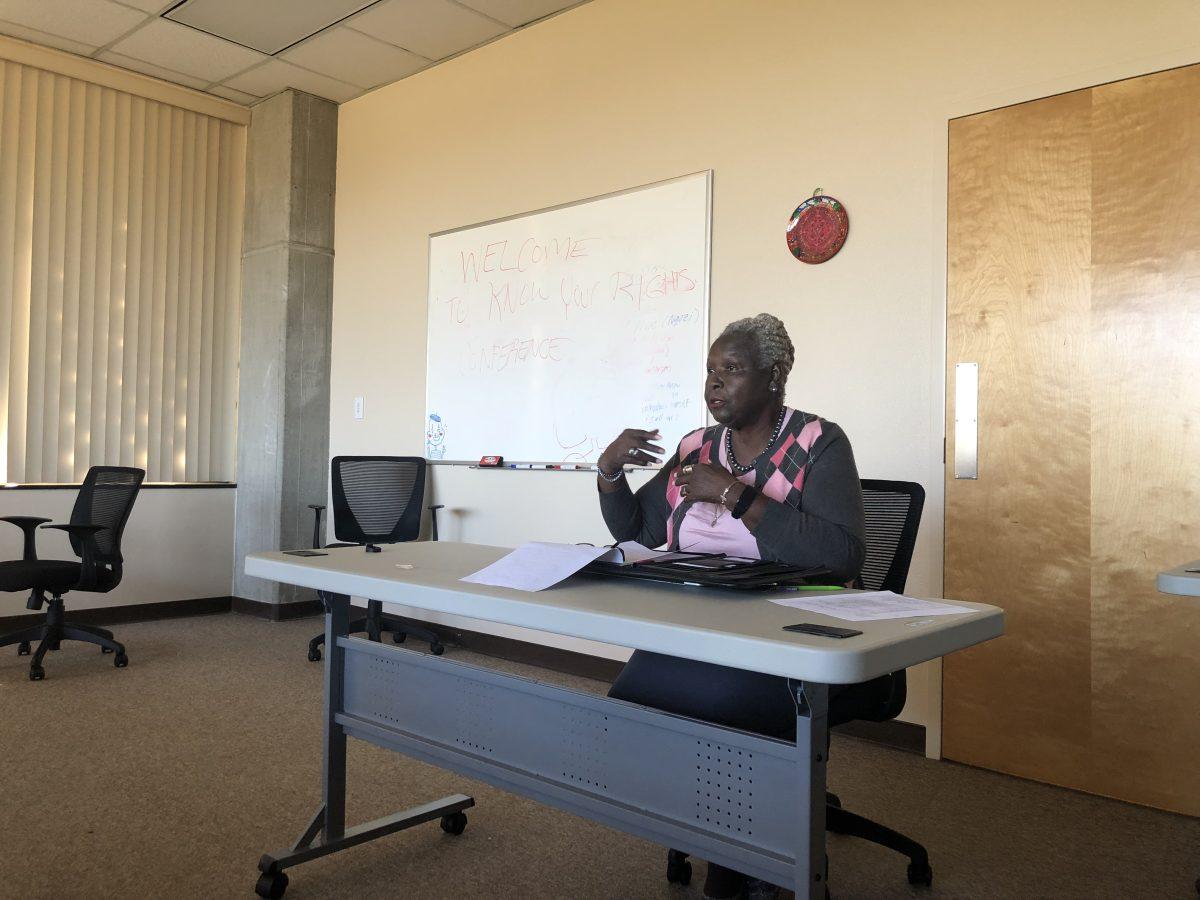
[{"xmin": 786, "ymin": 192, "xmax": 849, "ymax": 264}]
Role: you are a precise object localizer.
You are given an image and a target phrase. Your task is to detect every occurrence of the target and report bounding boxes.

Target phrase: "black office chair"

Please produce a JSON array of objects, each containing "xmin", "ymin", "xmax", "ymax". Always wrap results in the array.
[
  {"xmin": 823, "ymin": 479, "xmax": 931, "ymax": 886},
  {"xmin": 307, "ymin": 456, "xmax": 445, "ymax": 661},
  {"xmin": 660, "ymin": 480, "xmax": 930, "ymax": 892},
  {"xmin": 0, "ymin": 466, "xmax": 145, "ymax": 681}
]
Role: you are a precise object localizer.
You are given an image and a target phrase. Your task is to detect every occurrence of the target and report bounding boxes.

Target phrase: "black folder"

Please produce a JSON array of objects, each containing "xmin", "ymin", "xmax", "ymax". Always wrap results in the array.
[{"xmin": 583, "ymin": 552, "xmax": 830, "ymax": 590}]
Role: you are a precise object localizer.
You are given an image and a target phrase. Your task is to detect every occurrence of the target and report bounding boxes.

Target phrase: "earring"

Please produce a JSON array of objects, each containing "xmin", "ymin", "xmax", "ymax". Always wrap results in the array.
[{"xmin": 769, "ymin": 384, "xmax": 778, "ymax": 392}]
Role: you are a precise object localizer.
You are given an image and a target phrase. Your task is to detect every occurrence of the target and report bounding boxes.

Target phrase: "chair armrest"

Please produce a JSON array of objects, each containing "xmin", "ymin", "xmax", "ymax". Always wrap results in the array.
[
  {"xmin": 42, "ymin": 523, "xmax": 105, "ymax": 590},
  {"xmin": 308, "ymin": 504, "xmax": 327, "ymax": 549},
  {"xmin": 0, "ymin": 516, "xmax": 52, "ymax": 560}
]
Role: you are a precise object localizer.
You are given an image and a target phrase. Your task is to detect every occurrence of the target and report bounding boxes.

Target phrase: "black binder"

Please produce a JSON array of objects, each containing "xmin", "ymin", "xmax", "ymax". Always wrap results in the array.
[{"xmin": 583, "ymin": 552, "xmax": 830, "ymax": 590}]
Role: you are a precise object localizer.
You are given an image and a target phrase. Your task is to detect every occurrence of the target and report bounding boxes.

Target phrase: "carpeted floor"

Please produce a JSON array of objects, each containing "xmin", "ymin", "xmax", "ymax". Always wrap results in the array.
[{"xmin": 0, "ymin": 613, "xmax": 1196, "ymax": 900}]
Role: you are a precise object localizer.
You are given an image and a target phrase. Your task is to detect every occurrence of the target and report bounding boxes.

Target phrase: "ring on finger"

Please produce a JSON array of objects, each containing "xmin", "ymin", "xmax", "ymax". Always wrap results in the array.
[
  {"xmin": 628, "ymin": 447, "xmax": 638, "ymax": 457},
  {"xmin": 680, "ymin": 485, "xmax": 689, "ymax": 496},
  {"xmin": 682, "ymin": 464, "xmax": 694, "ymax": 474}
]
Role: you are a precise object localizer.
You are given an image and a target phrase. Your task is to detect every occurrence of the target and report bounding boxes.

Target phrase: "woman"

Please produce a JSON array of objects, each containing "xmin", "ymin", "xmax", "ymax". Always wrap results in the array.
[{"xmin": 595, "ymin": 313, "xmax": 865, "ymax": 900}]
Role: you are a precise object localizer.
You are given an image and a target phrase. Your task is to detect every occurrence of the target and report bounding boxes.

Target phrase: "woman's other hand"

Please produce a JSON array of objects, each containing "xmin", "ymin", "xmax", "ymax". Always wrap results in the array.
[
  {"xmin": 598, "ymin": 429, "xmax": 664, "ymax": 475},
  {"xmin": 675, "ymin": 463, "xmax": 740, "ymax": 504}
]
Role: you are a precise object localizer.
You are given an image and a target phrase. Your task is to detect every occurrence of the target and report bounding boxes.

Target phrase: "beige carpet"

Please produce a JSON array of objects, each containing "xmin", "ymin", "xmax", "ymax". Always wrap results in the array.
[{"xmin": 0, "ymin": 613, "xmax": 1195, "ymax": 899}]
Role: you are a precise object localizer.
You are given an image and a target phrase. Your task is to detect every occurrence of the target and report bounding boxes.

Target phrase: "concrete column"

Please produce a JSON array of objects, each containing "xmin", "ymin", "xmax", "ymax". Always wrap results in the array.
[{"xmin": 233, "ymin": 90, "xmax": 336, "ymax": 606}]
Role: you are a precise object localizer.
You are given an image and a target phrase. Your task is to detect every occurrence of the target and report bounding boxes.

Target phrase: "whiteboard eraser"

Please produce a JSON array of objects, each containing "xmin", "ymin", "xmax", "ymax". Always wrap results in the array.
[{"xmin": 479, "ymin": 455, "xmax": 504, "ymax": 467}]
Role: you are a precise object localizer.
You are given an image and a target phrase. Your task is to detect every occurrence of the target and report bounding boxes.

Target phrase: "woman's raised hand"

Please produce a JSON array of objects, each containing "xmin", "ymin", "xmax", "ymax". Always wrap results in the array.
[{"xmin": 598, "ymin": 429, "xmax": 664, "ymax": 474}]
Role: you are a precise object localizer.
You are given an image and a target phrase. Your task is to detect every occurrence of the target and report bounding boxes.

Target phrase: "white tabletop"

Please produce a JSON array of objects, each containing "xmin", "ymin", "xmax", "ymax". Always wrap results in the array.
[
  {"xmin": 246, "ymin": 542, "xmax": 1005, "ymax": 684},
  {"xmin": 1157, "ymin": 560, "xmax": 1200, "ymax": 597}
]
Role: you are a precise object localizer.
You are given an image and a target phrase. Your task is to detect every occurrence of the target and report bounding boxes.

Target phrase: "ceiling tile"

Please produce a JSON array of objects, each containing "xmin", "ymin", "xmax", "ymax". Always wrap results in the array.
[
  {"xmin": 165, "ymin": 0, "xmax": 378, "ymax": 55},
  {"xmin": 107, "ymin": 18, "xmax": 268, "ymax": 82},
  {"xmin": 0, "ymin": 20, "xmax": 99, "ymax": 55},
  {"xmin": 223, "ymin": 60, "xmax": 362, "ymax": 104},
  {"xmin": 206, "ymin": 83, "xmax": 260, "ymax": 105},
  {"xmin": 281, "ymin": 26, "xmax": 428, "ymax": 90},
  {"xmin": 113, "ymin": 0, "xmax": 174, "ymax": 12},
  {"xmin": 347, "ymin": 0, "xmax": 508, "ymax": 60},
  {"xmin": 96, "ymin": 51, "xmax": 210, "ymax": 90},
  {"xmin": 0, "ymin": 0, "xmax": 145, "ymax": 47},
  {"xmin": 457, "ymin": 0, "xmax": 574, "ymax": 28}
]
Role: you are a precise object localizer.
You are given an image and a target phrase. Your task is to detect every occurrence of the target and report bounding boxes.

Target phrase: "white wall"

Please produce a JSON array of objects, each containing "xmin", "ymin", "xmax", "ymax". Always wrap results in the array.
[
  {"xmin": 329, "ymin": 0, "xmax": 1200, "ymax": 738},
  {"xmin": 0, "ymin": 488, "xmax": 234, "ymax": 615}
]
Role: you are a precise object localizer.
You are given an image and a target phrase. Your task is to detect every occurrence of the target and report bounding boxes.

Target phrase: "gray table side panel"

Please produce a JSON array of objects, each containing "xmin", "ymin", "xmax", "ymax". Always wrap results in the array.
[{"xmin": 340, "ymin": 639, "xmax": 801, "ymax": 872}]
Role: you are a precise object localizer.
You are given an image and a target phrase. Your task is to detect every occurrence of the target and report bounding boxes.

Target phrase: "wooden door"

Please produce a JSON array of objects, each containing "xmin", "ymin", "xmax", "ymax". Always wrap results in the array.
[{"xmin": 944, "ymin": 66, "xmax": 1200, "ymax": 816}]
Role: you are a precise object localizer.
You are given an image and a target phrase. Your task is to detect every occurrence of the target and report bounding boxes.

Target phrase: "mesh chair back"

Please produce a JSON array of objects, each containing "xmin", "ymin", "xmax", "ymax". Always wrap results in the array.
[
  {"xmin": 859, "ymin": 480, "xmax": 925, "ymax": 593},
  {"xmin": 68, "ymin": 466, "xmax": 145, "ymax": 564},
  {"xmin": 846, "ymin": 480, "xmax": 926, "ymax": 722},
  {"xmin": 331, "ymin": 456, "xmax": 425, "ymax": 545}
]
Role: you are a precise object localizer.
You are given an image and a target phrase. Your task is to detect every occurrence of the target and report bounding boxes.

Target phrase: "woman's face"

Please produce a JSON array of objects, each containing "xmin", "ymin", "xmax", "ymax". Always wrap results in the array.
[{"xmin": 705, "ymin": 334, "xmax": 777, "ymax": 427}]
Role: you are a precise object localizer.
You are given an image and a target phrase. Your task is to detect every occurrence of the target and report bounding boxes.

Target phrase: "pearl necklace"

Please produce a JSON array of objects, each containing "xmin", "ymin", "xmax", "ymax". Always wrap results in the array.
[{"xmin": 726, "ymin": 406, "xmax": 787, "ymax": 475}]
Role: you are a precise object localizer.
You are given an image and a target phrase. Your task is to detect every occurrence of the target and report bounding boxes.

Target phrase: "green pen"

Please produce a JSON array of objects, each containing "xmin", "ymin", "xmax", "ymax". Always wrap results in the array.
[{"xmin": 786, "ymin": 584, "xmax": 846, "ymax": 591}]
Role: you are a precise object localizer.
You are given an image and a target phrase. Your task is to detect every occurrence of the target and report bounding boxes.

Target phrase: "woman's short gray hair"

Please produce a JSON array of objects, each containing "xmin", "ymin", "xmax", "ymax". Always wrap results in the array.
[{"xmin": 719, "ymin": 313, "xmax": 795, "ymax": 395}]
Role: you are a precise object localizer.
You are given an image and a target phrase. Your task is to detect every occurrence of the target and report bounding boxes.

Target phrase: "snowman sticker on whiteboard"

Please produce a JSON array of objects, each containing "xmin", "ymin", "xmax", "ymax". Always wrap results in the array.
[{"xmin": 425, "ymin": 413, "xmax": 447, "ymax": 460}]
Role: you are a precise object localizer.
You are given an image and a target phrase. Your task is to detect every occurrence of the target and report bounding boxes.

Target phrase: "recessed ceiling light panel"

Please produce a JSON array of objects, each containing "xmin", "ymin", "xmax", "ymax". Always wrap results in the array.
[{"xmin": 165, "ymin": 0, "xmax": 382, "ymax": 54}]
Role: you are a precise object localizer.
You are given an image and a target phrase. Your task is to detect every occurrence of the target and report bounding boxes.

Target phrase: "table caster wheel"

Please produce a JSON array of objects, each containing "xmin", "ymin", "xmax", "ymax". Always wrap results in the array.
[
  {"xmin": 907, "ymin": 860, "xmax": 932, "ymax": 887},
  {"xmin": 255, "ymin": 870, "xmax": 288, "ymax": 899},
  {"xmin": 666, "ymin": 849, "xmax": 691, "ymax": 885},
  {"xmin": 308, "ymin": 647, "xmax": 322, "ymax": 662},
  {"xmin": 114, "ymin": 652, "xmax": 129, "ymax": 668},
  {"xmin": 392, "ymin": 631, "xmax": 407, "ymax": 644},
  {"xmin": 29, "ymin": 665, "xmax": 45, "ymax": 681},
  {"xmin": 440, "ymin": 811, "xmax": 468, "ymax": 835},
  {"xmin": 17, "ymin": 641, "xmax": 31, "ymax": 656},
  {"xmin": 431, "ymin": 643, "xmax": 445, "ymax": 656}
]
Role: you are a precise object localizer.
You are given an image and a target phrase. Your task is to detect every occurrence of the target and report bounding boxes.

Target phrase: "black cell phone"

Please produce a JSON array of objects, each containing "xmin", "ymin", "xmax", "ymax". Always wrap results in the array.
[
  {"xmin": 283, "ymin": 550, "xmax": 328, "ymax": 557},
  {"xmin": 782, "ymin": 622, "xmax": 863, "ymax": 639}
]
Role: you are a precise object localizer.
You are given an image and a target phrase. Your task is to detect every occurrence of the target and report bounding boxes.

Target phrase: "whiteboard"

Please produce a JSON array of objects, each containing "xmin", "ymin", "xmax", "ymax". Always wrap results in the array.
[{"xmin": 424, "ymin": 172, "xmax": 711, "ymax": 464}]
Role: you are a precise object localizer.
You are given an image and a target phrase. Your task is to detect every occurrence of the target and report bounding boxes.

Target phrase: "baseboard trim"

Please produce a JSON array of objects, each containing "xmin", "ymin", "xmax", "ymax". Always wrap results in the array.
[
  {"xmin": 0, "ymin": 596, "xmax": 233, "ymax": 631},
  {"xmin": 833, "ymin": 718, "xmax": 926, "ymax": 754},
  {"xmin": 231, "ymin": 596, "xmax": 323, "ymax": 621}
]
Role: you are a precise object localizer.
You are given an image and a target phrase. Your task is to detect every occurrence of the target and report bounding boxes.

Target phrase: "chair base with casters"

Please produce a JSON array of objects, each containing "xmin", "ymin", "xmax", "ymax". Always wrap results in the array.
[
  {"xmin": 0, "ymin": 592, "xmax": 129, "ymax": 682},
  {"xmin": 307, "ymin": 598, "xmax": 444, "ymax": 661},
  {"xmin": 825, "ymin": 789, "xmax": 932, "ymax": 886}
]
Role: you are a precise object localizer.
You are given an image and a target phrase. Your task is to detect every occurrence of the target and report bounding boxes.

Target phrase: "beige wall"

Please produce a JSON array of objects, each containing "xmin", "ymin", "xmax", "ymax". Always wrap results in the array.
[
  {"xmin": 331, "ymin": 0, "xmax": 1200, "ymax": 738},
  {"xmin": 0, "ymin": 488, "xmax": 234, "ymax": 613}
]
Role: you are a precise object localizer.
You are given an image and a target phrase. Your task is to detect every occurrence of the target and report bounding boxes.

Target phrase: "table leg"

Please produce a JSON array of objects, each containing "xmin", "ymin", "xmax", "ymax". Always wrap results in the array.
[
  {"xmin": 253, "ymin": 591, "xmax": 473, "ymax": 899},
  {"xmin": 323, "ymin": 591, "xmax": 349, "ymax": 841},
  {"xmin": 795, "ymin": 681, "xmax": 829, "ymax": 899}
]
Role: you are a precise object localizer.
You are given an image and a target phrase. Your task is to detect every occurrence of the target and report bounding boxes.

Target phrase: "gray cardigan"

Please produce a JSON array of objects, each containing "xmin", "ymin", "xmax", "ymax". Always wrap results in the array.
[{"xmin": 598, "ymin": 419, "xmax": 866, "ymax": 583}]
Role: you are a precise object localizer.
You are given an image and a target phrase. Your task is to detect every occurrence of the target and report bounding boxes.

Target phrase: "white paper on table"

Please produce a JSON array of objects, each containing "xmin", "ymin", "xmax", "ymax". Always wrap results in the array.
[
  {"xmin": 461, "ymin": 542, "xmax": 621, "ymax": 592},
  {"xmin": 768, "ymin": 590, "xmax": 973, "ymax": 622}
]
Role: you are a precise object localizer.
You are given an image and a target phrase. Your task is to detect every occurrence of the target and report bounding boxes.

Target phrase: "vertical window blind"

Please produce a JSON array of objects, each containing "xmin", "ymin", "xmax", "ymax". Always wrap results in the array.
[{"xmin": 0, "ymin": 58, "xmax": 245, "ymax": 484}]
